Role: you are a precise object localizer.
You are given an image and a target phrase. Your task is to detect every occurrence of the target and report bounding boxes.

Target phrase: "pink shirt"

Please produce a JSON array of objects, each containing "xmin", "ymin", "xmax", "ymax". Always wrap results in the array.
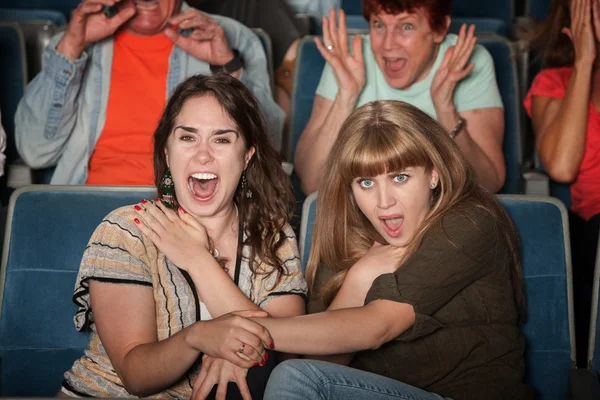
[{"xmin": 524, "ymin": 67, "xmax": 600, "ymax": 220}]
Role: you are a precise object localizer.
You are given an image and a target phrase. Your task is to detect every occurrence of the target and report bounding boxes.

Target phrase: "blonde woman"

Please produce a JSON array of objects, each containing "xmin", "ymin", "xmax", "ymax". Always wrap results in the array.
[{"xmin": 204, "ymin": 100, "xmax": 532, "ymax": 400}]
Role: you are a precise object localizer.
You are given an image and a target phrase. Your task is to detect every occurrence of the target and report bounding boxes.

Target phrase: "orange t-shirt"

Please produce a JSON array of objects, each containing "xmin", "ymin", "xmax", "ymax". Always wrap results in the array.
[{"xmin": 86, "ymin": 30, "xmax": 174, "ymax": 185}]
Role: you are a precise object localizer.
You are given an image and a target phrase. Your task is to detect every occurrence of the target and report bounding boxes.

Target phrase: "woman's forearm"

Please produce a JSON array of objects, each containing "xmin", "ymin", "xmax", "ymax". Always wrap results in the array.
[
  {"xmin": 252, "ymin": 305, "xmax": 392, "ymax": 355},
  {"xmin": 115, "ymin": 324, "xmax": 204, "ymax": 396},
  {"xmin": 186, "ymin": 253, "xmax": 259, "ymax": 317},
  {"xmin": 537, "ymin": 62, "xmax": 592, "ymax": 182}
]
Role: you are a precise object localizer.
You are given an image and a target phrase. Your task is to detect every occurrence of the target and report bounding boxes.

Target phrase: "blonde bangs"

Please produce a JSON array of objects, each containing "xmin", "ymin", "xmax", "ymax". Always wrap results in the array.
[{"xmin": 338, "ymin": 121, "xmax": 431, "ymax": 183}]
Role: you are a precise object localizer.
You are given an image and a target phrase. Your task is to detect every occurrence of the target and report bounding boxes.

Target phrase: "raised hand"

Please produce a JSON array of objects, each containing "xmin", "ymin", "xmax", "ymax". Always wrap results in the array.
[
  {"xmin": 133, "ymin": 199, "xmax": 212, "ymax": 271},
  {"xmin": 165, "ymin": 10, "xmax": 236, "ymax": 67},
  {"xmin": 58, "ymin": 0, "xmax": 136, "ymax": 60},
  {"xmin": 591, "ymin": 0, "xmax": 600, "ymax": 53},
  {"xmin": 430, "ymin": 24, "xmax": 477, "ymax": 115},
  {"xmin": 315, "ymin": 8, "xmax": 365, "ymax": 101},
  {"xmin": 192, "ymin": 355, "xmax": 252, "ymax": 400},
  {"xmin": 191, "ymin": 310, "xmax": 272, "ymax": 369},
  {"xmin": 562, "ymin": 0, "xmax": 596, "ymax": 65}
]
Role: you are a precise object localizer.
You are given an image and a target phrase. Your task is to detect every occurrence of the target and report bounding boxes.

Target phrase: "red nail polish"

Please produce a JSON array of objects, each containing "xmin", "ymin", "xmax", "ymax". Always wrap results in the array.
[
  {"xmin": 269, "ymin": 344, "xmax": 274, "ymax": 349},
  {"xmin": 141, "ymin": 199, "xmax": 148, "ymax": 204},
  {"xmin": 155, "ymin": 197, "xmax": 160, "ymax": 202},
  {"xmin": 260, "ymin": 361, "xmax": 266, "ymax": 367},
  {"xmin": 253, "ymin": 362, "xmax": 259, "ymax": 367},
  {"xmin": 264, "ymin": 353, "xmax": 269, "ymax": 361},
  {"xmin": 178, "ymin": 206, "xmax": 187, "ymax": 214},
  {"xmin": 134, "ymin": 205, "xmax": 141, "ymax": 211},
  {"xmin": 134, "ymin": 218, "xmax": 140, "ymax": 225}
]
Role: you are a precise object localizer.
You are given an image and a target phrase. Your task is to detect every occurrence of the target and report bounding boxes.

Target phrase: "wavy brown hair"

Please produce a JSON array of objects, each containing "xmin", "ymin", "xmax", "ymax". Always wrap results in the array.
[
  {"xmin": 529, "ymin": 0, "xmax": 574, "ymax": 68},
  {"xmin": 305, "ymin": 100, "xmax": 527, "ymax": 323},
  {"xmin": 361, "ymin": 0, "xmax": 451, "ymax": 33},
  {"xmin": 154, "ymin": 74, "xmax": 294, "ymax": 277}
]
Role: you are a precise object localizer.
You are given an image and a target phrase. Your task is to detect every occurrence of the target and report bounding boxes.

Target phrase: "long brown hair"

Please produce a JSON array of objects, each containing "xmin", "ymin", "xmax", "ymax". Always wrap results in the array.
[
  {"xmin": 529, "ymin": 0, "xmax": 574, "ymax": 68},
  {"xmin": 306, "ymin": 100, "xmax": 526, "ymax": 322},
  {"xmin": 154, "ymin": 74, "xmax": 294, "ymax": 277}
]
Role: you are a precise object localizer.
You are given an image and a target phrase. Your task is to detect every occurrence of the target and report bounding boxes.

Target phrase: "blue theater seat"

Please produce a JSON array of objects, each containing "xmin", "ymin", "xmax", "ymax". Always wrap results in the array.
[
  {"xmin": 300, "ymin": 193, "xmax": 577, "ymax": 399},
  {"xmin": 0, "ymin": 1, "xmax": 79, "ymax": 22},
  {"xmin": 578, "ymin": 237, "xmax": 600, "ymax": 395},
  {"xmin": 527, "ymin": 0, "xmax": 551, "ymax": 22},
  {"xmin": 0, "ymin": 22, "xmax": 27, "ymax": 165},
  {"xmin": 0, "ymin": 185, "xmax": 156, "ymax": 396},
  {"xmin": 0, "ymin": 8, "xmax": 66, "ymax": 26}
]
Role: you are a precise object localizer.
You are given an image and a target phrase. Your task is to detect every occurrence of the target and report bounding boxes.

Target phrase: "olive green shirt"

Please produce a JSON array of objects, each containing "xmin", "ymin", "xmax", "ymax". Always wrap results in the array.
[{"xmin": 308, "ymin": 204, "xmax": 533, "ymax": 400}]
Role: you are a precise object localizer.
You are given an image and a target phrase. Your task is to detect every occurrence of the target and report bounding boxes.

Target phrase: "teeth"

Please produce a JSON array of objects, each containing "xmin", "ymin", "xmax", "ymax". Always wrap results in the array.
[
  {"xmin": 135, "ymin": 1, "xmax": 159, "ymax": 10},
  {"xmin": 191, "ymin": 173, "xmax": 217, "ymax": 180}
]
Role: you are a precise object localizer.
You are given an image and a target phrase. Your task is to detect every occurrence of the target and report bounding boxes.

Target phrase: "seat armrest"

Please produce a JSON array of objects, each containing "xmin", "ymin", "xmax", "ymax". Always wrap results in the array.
[
  {"xmin": 523, "ymin": 170, "xmax": 550, "ymax": 196},
  {"xmin": 569, "ymin": 368, "xmax": 600, "ymax": 400}
]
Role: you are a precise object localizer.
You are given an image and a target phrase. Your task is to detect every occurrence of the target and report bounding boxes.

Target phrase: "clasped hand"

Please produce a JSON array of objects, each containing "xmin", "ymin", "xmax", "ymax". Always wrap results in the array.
[
  {"xmin": 191, "ymin": 309, "xmax": 272, "ymax": 400},
  {"xmin": 133, "ymin": 199, "xmax": 211, "ymax": 271}
]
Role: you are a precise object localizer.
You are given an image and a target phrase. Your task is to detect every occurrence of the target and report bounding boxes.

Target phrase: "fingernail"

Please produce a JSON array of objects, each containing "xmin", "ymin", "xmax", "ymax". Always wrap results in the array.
[
  {"xmin": 178, "ymin": 206, "xmax": 187, "ymax": 214},
  {"xmin": 141, "ymin": 199, "xmax": 148, "ymax": 204},
  {"xmin": 134, "ymin": 218, "xmax": 140, "ymax": 225},
  {"xmin": 134, "ymin": 205, "xmax": 141, "ymax": 211},
  {"xmin": 264, "ymin": 353, "xmax": 269, "ymax": 361},
  {"xmin": 269, "ymin": 343, "xmax": 274, "ymax": 349},
  {"xmin": 155, "ymin": 197, "xmax": 160, "ymax": 202},
  {"xmin": 260, "ymin": 361, "xmax": 266, "ymax": 367},
  {"xmin": 253, "ymin": 362, "xmax": 259, "ymax": 367}
]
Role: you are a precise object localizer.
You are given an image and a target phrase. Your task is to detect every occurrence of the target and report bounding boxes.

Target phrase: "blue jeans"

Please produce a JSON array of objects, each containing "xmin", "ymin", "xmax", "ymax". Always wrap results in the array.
[{"xmin": 263, "ymin": 359, "xmax": 452, "ymax": 400}]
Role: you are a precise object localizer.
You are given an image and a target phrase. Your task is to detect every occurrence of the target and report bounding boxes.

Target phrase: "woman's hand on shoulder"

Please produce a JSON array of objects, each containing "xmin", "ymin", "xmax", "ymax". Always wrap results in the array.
[
  {"xmin": 187, "ymin": 310, "xmax": 272, "ymax": 369},
  {"xmin": 192, "ymin": 355, "xmax": 251, "ymax": 400},
  {"xmin": 133, "ymin": 199, "xmax": 210, "ymax": 270},
  {"xmin": 349, "ymin": 242, "xmax": 405, "ymax": 283}
]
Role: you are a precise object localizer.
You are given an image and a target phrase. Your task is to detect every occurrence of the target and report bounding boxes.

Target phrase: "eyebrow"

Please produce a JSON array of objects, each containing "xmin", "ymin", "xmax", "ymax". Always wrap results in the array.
[
  {"xmin": 174, "ymin": 126, "xmax": 239, "ymax": 136},
  {"xmin": 372, "ymin": 14, "xmax": 416, "ymax": 23}
]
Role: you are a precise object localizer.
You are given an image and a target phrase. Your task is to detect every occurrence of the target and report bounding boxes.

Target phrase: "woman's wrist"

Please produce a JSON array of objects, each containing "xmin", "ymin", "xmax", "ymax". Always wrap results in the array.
[
  {"xmin": 183, "ymin": 321, "xmax": 206, "ymax": 353},
  {"xmin": 574, "ymin": 57, "xmax": 595, "ymax": 71},
  {"xmin": 180, "ymin": 249, "xmax": 215, "ymax": 272}
]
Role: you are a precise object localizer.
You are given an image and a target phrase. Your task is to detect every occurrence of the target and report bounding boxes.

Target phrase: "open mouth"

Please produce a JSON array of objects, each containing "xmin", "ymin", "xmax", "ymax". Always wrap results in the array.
[
  {"xmin": 383, "ymin": 57, "xmax": 407, "ymax": 75},
  {"xmin": 188, "ymin": 172, "xmax": 219, "ymax": 201},
  {"xmin": 380, "ymin": 215, "xmax": 404, "ymax": 237},
  {"xmin": 134, "ymin": 0, "xmax": 160, "ymax": 11}
]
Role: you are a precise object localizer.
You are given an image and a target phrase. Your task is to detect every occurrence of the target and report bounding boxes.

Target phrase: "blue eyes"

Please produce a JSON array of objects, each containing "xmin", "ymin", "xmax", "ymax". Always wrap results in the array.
[
  {"xmin": 357, "ymin": 174, "xmax": 409, "ymax": 188},
  {"xmin": 393, "ymin": 174, "xmax": 408, "ymax": 183},
  {"xmin": 359, "ymin": 179, "xmax": 374, "ymax": 188},
  {"xmin": 370, "ymin": 21, "xmax": 414, "ymax": 32}
]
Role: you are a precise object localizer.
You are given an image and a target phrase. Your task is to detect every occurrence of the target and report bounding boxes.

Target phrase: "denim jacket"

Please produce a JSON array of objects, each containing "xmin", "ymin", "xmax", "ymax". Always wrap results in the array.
[{"xmin": 15, "ymin": 3, "xmax": 284, "ymax": 184}]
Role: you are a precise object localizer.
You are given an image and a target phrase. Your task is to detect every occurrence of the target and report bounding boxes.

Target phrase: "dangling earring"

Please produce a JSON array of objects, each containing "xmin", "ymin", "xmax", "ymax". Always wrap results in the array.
[
  {"xmin": 161, "ymin": 169, "xmax": 176, "ymax": 209},
  {"xmin": 242, "ymin": 171, "xmax": 252, "ymax": 199}
]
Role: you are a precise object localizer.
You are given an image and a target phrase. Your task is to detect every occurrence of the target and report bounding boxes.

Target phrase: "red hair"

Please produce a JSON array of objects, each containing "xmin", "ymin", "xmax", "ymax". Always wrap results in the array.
[{"xmin": 361, "ymin": 0, "xmax": 451, "ymax": 33}]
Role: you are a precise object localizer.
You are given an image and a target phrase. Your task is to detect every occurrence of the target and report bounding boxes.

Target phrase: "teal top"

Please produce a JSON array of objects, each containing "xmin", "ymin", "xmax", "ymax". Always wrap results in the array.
[{"xmin": 316, "ymin": 33, "xmax": 503, "ymax": 118}]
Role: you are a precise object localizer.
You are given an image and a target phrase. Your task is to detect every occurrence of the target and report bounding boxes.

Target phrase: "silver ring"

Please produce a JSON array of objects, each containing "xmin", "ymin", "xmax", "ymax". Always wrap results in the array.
[
  {"xmin": 326, "ymin": 44, "xmax": 333, "ymax": 51},
  {"xmin": 237, "ymin": 343, "xmax": 245, "ymax": 354}
]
